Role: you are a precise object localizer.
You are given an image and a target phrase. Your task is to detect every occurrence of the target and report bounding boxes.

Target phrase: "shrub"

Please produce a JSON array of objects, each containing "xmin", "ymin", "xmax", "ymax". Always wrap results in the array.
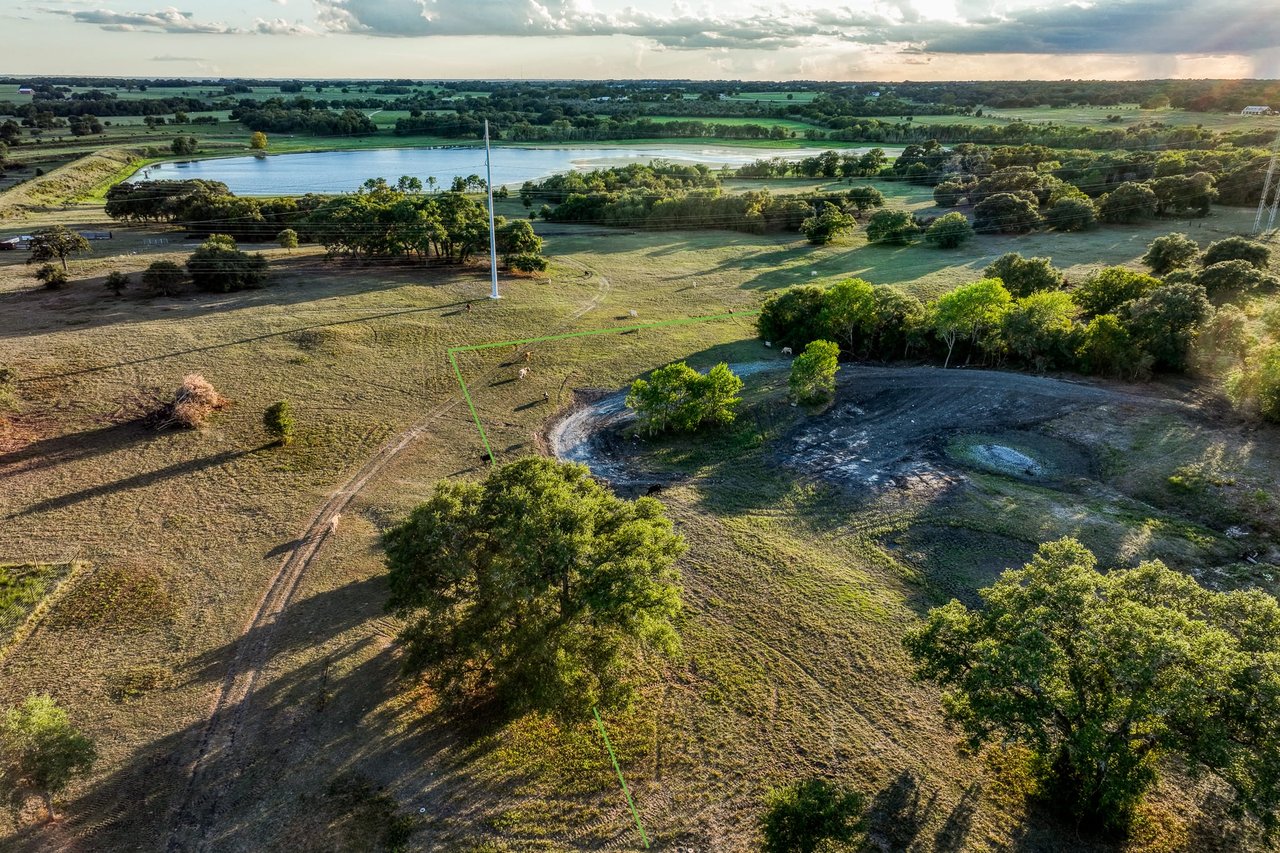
[
  {"xmin": 0, "ymin": 695, "xmax": 97, "ymax": 818},
  {"xmin": 104, "ymin": 270, "xmax": 129, "ymax": 296},
  {"xmin": 626, "ymin": 362, "xmax": 743, "ymax": 435},
  {"xmin": 1227, "ymin": 344, "xmax": 1280, "ymax": 421},
  {"xmin": 983, "ymin": 253, "xmax": 1063, "ymax": 298},
  {"xmin": 1001, "ymin": 291, "xmax": 1079, "ymax": 370},
  {"xmin": 760, "ymin": 778, "xmax": 866, "ymax": 853},
  {"xmin": 932, "ymin": 179, "xmax": 969, "ymax": 207},
  {"xmin": 507, "ymin": 252, "xmax": 548, "ymax": 273},
  {"xmin": 186, "ymin": 234, "xmax": 268, "ymax": 293},
  {"xmin": 924, "ymin": 212, "xmax": 974, "ymax": 249},
  {"xmin": 931, "ymin": 278, "xmax": 1013, "ymax": 368},
  {"xmin": 276, "ymin": 228, "xmax": 298, "ymax": 251},
  {"xmin": 1075, "ymin": 314, "xmax": 1150, "ymax": 379},
  {"xmin": 1142, "ymin": 233, "xmax": 1199, "ymax": 274},
  {"xmin": 758, "ymin": 285, "xmax": 828, "ymax": 350},
  {"xmin": 1124, "ymin": 283, "xmax": 1212, "ymax": 371},
  {"xmin": 972, "ymin": 192, "xmax": 1040, "ymax": 234},
  {"xmin": 1097, "ymin": 182, "xmax": 1158, "ymax": 223},
  {"xmin": 864, "ymin": 209, "xmax": 917, "ymax": 245},
  {"xmin": 1202, "ymin": 236, "xmax": 1270, "ymax": 270},
  {"xmin": 1194, "ymin": 260, "xmax": 1278, "ymax": 298},
  {"xmin": 789, "ymin": 340, "xmax": 841, "ymax": 404},
  {"xmin": 1072, "ymin": 267, "xmax": 1160, "ymax": 317},
  {"xmin": 141, "ymin": 260, "xmax": 186, "ymax": 297},
  {"xmin": 801, "ymin": 202, "xmax": 856, "ymax": 245},
  {"xmin": 263, "ymin": 400, "xmax": 294, "ymax": 445},
  {"xmin": 164, "ymin": 374, "xmax": 226, "ymax": 428},
  {"xmin": 1043, "ymin": 197, "xmax": 1097, "ymax": 232},
  {"xmin": 33, "ymin": 264, "xmax": 68, "ymax": 290}
]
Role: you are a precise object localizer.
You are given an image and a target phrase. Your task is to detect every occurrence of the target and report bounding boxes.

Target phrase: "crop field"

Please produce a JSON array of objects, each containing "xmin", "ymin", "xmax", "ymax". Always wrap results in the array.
[{"xmin": 1, "ymin": 135, "xmax": 1278, "ymax": 853}]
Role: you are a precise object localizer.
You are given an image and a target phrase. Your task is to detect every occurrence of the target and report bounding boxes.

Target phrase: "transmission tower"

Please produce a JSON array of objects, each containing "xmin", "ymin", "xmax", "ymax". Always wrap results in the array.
[{"xmin": 1253, "ymin": 127, "xmax": 1280, "ymax": 239}]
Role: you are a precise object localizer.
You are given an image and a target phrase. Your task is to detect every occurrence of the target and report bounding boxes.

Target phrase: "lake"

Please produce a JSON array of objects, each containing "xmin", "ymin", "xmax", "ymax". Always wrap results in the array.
[{"xmin": 132, "ymin": 145, "xmax": 897, "ymax": 196}]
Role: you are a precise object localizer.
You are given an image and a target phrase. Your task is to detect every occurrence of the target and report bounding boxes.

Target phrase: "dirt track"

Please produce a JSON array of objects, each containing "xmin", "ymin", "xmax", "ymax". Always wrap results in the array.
[
  {"xmin": 549, "ymin": 364, "xmax": 1180, "ymax": 490},
  {"xmin": 163, "ymin": 262, "xmax": 611, "ymax": 852}
]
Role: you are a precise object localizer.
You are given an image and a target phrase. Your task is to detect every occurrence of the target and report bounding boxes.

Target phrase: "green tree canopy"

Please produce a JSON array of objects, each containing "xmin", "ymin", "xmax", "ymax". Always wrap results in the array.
[
  {"xmin": 906, "ymin": 538, "xmax": 1280, "ymax": 834},
  {"xmin": 1203, "ymin": 236, "xmax": 1271, "ymax": 270},
  {"xmin": 1075, "ymin": 314, "xmax": 1150, "ymax": 379},
  {"xmin": 27, "ymin": 226, "xmax": 90, "ymax": 272},
  {"xmin": 626, "ymin": 361, "xmax": 743, "ymax": 435},
  {"xmin": 972, "ymin": 191, "xmax": 1040, "ymax": 234},
  {"xmin": 1001, "ymin": 291, "xmax": 1079, "ymax": 370},
  {"xmin": 931, "ymin": 278, "xmax": 1013, "ymax": 368},
  {"xmin": 817, "ymin": 278, "xmax": 875, "ymax": 353},
  {"xmin": 864, "ymin": 209, "xmax": 917, "ymax": 245},
  {"xmin": 0, "ymin": 695, "xmax": 96, "ymax": 818},
  {"xmin": 924, "ymin": 211, "xmax": 974, "ymax": 249},
  {"xmin": 276, "ymin": 228, "xmax": 299, "ymax": 251},
  {"xmin": 760, "ymin": 778, "xmax": 866, "ymax": 853},
  {"xmin": 1124, "ymin": 283, "xmax": 1212, "ymax": 371},
  {"xmin": 142, "ymin": 259, "xmax": 187, "ymax": 297},
  {"xmin": 789, "ymin": 339, "xmax": 841, "ymax": 404},
  {"xmin": 383, "ymin": 458, "xmax": 685, "ymax": 718},
  {"xmin": 1097, "ymin": 182, "xmax": 1158, "ymax": 223},
  {"xmin": 801, "ymin": 203, "xmax": 856, "ymax": 245},
  {"xmin": 758, "ymin": 285, "xmax": 828, "ymax": 350},
  {"xmin": 1043, "ymin": 197, "xmax": 1096, "ymax": 232},
  {"xmin": 983, "ymin": 253, "xmax": 1063, "ymax": 298},
  {"xmin": 186, "ymin": 234, "xmax": 268, "ymax": 293},
  {"xmin": 1141, "ymin": 233, "xmax": 1199, "ymax": 275},
  {"xmin": 1072, "ymin": 267, "xmax": 1161, "ymax": 317}
]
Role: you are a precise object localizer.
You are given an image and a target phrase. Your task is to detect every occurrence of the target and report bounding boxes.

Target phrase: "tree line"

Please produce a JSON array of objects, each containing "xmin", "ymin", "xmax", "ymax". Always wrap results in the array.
[{"xmin": 758, "ymin": 236, "xmax": 1275, "ymax": 385}]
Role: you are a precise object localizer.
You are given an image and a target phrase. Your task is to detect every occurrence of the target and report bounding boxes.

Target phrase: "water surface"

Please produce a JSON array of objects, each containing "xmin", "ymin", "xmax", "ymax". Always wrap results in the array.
[{"xmin": 134, "ymin": 145, "xmax": 896, "ymax": 196}]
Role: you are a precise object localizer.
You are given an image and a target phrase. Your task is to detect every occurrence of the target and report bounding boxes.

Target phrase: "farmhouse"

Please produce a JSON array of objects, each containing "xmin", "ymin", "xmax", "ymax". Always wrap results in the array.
[
  {"xmin": 1241, "ymin": 105, "xmax": 1274, "ymax": 115},
  {"xmin": 16, "ymin": 87, "xmax": 33, "ymax": 95}
]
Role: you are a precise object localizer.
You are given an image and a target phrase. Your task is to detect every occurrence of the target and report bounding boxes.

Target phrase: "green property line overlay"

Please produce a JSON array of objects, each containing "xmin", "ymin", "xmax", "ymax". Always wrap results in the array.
[
  {"xmin": 446, "ymin": 307, "xmax": 759, "ymax": 848},
  {"xmin": 446, "ymin": 309, "xmax": 759, "ymax": 464},
  {"xmin": 593, "ymin": 706, "xmax": 650, "ymax": 849}
]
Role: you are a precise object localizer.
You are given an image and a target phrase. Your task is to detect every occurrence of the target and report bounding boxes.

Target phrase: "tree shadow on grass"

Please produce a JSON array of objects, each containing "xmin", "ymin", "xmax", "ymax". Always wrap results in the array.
[
  {"xmin": 0, "ymin": 421, "xmax": 153, "ymax": 475},
  {"xmin": 9, "ymin": 445, "xmax": 262, "ymax": 518}
]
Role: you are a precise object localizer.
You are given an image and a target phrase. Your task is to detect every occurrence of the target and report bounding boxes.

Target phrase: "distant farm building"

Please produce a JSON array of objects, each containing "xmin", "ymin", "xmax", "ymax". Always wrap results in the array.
[
  {"xmin": 16, "ymin": 87, "xmax": 33, "ymax": 95},
  {"xmin": 1241, "ymin": 105, "xmax": 1274, "ymax": 116}
]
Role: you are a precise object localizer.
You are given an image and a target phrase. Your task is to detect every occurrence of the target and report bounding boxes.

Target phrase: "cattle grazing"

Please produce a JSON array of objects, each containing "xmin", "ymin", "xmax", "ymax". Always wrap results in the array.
[
  {"xmin": 781, "ymin": 346, "xmax": 793, "ymax": 356},
  {"xmin": 518, "ymin": 367, "xmax": 529, "ymax": 380}
]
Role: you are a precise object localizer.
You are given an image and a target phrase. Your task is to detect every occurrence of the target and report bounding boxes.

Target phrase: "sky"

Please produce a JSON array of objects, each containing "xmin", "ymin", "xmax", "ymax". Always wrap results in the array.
[{"xmin": 3, "ymin": 0, "xmax": 1280, "ymax": 81}]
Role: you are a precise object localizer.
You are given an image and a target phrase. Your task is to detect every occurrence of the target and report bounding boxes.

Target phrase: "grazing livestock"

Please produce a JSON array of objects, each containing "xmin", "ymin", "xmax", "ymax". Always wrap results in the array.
[
  {"xmin": 328, "ymin": 514, "xmax": 341, "ymax": 536},
  {"xmin": 764, "ymin": 341, "xmax": 772, "ymax": 348},
  {"xmin": 781, "ymin": 347, "xmax": 793, "ymax": 356},
  {"xmin": 524, "ymin": 351, "xmax": 532, "ymax": 363},
  {"xmin": 518, "ymin": 367, "xmax": 529, "ymax": 380}
]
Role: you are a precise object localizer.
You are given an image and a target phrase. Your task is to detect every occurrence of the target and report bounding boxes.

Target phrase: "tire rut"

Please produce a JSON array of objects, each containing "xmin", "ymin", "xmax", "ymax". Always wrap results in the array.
[{"xmin": 162, "ymin": 263, "xmax": 611, "ymax": 852}]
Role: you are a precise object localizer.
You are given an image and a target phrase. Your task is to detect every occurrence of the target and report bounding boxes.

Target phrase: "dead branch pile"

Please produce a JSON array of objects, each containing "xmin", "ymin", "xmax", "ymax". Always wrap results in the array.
[{"xmin": 158, "ymin": 374, "xmax": 227, "ymax": 429}]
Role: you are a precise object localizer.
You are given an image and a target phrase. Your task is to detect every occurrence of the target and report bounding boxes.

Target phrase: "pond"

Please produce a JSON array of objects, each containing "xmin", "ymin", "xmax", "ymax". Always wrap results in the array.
[{"xmin": 132, "ymin": 144, "xmax": 898, "ymax": 196}]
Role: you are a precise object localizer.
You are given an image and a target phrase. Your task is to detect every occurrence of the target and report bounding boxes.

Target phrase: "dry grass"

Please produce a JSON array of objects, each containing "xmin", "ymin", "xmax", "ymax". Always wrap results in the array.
[{"xmin": 0, "ymin": 188, "xmax": 1275, "ymax": 851}]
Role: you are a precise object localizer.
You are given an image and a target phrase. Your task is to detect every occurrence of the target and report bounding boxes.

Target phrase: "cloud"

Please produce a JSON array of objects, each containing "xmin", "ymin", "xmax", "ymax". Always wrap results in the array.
[
  {"xmin": 150, "ymin": 53, "xmax": 206, "ymax": 61},
  {"xmin": 914, "ymin": 0, "xmax": 1280, "ymax": 54},
  {"xmin": 68, "ymin": 7, "xmax": 238, "ymax": 33},
  {"xmin": 62, "ymin": 6, "xmax": 320, "ymax": 36},
  {"xmin": 253, "ymin": 17, "xmax": 319, "ymax": 35},
  {"xmin": 312, "ymin": 0, "xmax": 892, "ymax": 49}
]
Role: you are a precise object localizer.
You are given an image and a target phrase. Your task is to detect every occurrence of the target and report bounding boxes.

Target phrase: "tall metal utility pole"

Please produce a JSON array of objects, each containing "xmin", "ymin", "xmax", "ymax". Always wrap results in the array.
[
  {"xmin": 484, "ymin": 120, "xmax": 500, "ymax": 299},
  {"xmin": 1253, "ymin": 127, "xmax": 1280, "ymax": 239}
]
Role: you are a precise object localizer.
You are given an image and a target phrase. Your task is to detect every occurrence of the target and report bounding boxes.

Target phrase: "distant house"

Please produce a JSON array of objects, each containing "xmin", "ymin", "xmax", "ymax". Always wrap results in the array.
[
  {"xmin": 1241, "ymin": 105, "xmax": 1274, "ymax": 116},
  {"xmin": 16, "ymin": 87, "xmax": 33, "ymax": 95}
]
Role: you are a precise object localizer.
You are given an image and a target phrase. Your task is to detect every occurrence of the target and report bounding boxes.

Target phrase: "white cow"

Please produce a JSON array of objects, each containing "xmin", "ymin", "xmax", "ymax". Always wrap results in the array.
[
  {"xmin": 781, "ymin": 346, "xmax": 793, "ymax": 356},
  {"xmin": 764, "ymin": 341, "xmax": 772, "ymax": 348},
  {"xmin": 518, "ymin": 367, "xmax": 529, "ymax": 380}
]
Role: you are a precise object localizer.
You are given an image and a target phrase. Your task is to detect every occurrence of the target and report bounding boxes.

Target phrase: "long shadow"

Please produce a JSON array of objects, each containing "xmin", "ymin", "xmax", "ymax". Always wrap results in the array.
[
  {"xmin": 0, "ymin": 420, "xmax": 153, "ymax": 474},
  {"xmin": 5, "ymin": 570, "xmax": 535, "ymax": 853},
  {"xmin": 10, "ymin": 446, "xmax": 259, "ymax": 517},
  {"xmin": 868, "ymin": 770, "xmax": 935, "ymax": 851},
  {"xmin": 14, "ymin": 297, "xmax": 476, "ymax": 383}
]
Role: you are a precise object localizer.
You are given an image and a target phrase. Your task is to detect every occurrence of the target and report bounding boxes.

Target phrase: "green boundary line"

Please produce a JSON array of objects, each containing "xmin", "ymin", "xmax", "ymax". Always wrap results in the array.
[
  {"xmin": 446, "ymin": 309, "xmax": 758, "ymax": 464},
  {"xmin": 594, "ymin": 706, "xmax": 650, "ymax": 849},
  {"xmin": 446, "ymin": 307, "xmax": 759, "ymax": 847}
]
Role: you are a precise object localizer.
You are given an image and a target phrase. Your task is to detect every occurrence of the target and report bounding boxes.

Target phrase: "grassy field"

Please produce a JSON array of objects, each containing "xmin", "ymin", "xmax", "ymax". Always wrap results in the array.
[
  {"xmin": 0, "ymin": 169, "xmax": 1277, "ymax": 851},
  {"xmin": 873, "ymin": 105, "xmax": 1280, "ymax": 134},
  {"xmin": 643, "ymin": 115, "xmax": 820, "ymax": 132}
]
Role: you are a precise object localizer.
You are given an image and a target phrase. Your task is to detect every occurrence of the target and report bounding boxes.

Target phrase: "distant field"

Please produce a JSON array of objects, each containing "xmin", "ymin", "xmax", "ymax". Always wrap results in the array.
[
  {"xmin": 643, "ymin": 115, "xmax": 819, "ymax": 132},
  {"xmin": 726, "ymin": 91, "xmax": 818, "ymax": 103},
  {"xmin": 871, "ymin": 105, "xmax": 1280, "ymax": 133}
]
